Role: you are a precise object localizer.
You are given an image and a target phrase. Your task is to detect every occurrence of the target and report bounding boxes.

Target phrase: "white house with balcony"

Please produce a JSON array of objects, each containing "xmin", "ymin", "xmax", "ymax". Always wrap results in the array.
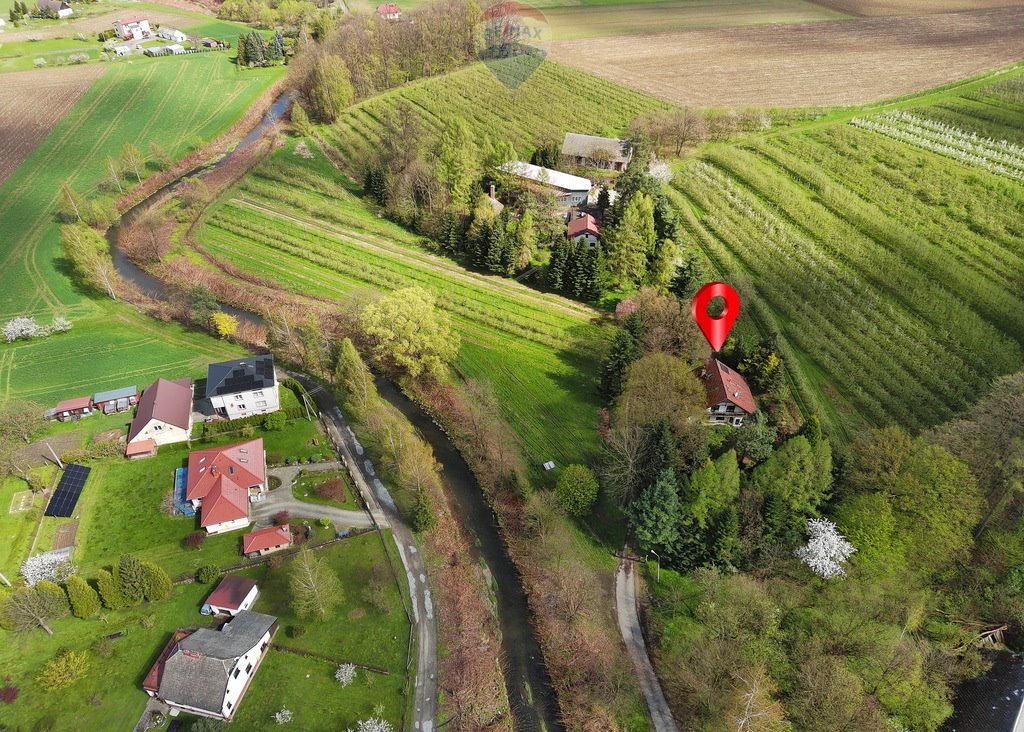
[{"xmin": 206, "ymin": 354, "xmax": 280, "ymax": 420}]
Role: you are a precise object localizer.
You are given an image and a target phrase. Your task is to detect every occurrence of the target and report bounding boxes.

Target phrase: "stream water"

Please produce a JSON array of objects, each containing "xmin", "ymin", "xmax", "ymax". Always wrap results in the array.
[
  {"xmin": 375, "ymin": 376, "xmax": 563, "ymax": 732},
  {"xmin": 108, "ymin": 91, "xmax": 562, "ymax": 732}
]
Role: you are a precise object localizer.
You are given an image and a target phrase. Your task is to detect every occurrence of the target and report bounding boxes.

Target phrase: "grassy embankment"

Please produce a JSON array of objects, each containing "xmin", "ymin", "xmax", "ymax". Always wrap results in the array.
[
  {"xmin": 0, "ymin": 52, "xmax": 284, "ymax": 406},
  {"xmin": 669, "ymin": 66, "xmax": 1024, "ymax": 440}
]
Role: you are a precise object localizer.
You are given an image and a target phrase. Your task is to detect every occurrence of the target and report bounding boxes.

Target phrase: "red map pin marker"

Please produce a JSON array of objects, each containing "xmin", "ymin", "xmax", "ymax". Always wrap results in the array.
[{"xmin": 692, "ymin": 282, "xmax": 740, "ymax": 352}]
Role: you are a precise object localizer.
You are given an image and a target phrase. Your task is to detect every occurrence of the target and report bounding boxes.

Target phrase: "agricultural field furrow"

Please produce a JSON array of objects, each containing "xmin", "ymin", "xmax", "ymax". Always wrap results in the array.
[
  {"xmin": 851, "ymin": 111, "xmax": 1024, "ymax": 181},
  {"xmin": 761, "ymin": 130, "xmax": 1024, "ymax": 286},
  {"xmin": 703, "ymin": 146, "xmax": 1023, "ymax": 360}
]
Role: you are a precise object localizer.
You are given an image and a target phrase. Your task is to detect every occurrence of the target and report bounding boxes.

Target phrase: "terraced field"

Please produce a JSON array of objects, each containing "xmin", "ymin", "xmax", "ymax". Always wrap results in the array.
[
  {"xmin": 672, "ymin": 72, "xmax": 1024, "ymax": 437},
  {"xmin": 198, "ymin": 142, "xmax": 607, "ymax": 472},
  {"xmin": 322, "ymin": 61, "xmax": 667, "ymax": 172}
]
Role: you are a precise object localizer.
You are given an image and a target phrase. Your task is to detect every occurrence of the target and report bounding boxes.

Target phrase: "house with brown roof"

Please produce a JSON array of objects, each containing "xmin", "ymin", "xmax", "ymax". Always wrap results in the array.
[
  {"xmin": 699, "ymin": 359, "xmax": 757, "ymax": 427},
  {"xmin": 127, "ymin": 378, "xmax": 194, "ymax": 449},
  {"xmin": 561, "ymin": 133, "xmax": 633, "ymax": 171},
  {"xmin": 567, "ymin": 213, "xmax": 601, "ymax": 248},
  {"xmin": 49, "ymin": 395, "xmax": 93, "ymax": 422},
  {"xmin": 186, "ymin": 439, "xmax": 266, "ymax": 534},
  {"xmin": 37, "ymin": 0, "xmax": 72, "ymax": 18},
  {"xmin": 143, "ymin": 610, "xmax": 277, "ymax": 721},
  {"xmin": 202, "ymin": 575, "xmax": 259, "ymax": 616},
  {"xmin": 242, "ymin": 524, "xmax": 292, "ymax": 558}
]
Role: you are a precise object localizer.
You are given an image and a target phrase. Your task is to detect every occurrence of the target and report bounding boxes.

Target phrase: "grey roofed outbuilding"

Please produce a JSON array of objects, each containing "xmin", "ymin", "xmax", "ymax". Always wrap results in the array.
[
  {"xmin": 561, "ymin": 133, "xmax": 633, "ymax": 166},
  {"xmin": 157, "ymin": 610, "xmax": 277, "ymax": 715},
  {"xmin": 205, "ymin": 355, "xmax": 276, "ymax": 398},
  {"xmin": 93, "ymin": 385, "xmax": 138, "ymax": 403}
]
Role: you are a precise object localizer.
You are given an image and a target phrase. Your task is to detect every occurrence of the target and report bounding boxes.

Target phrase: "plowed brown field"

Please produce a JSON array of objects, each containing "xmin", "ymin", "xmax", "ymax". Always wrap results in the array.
[
  {"xmin": 0, "ymin": 65, "xmax": 105, "ymax": 184},
  {"xmin": 809, "ymin": 0, "xmax": 1023, "ymax": 15},
  {"xmin": 549, "ymin": 6, "xmax": 1024, "ymax": 107}
]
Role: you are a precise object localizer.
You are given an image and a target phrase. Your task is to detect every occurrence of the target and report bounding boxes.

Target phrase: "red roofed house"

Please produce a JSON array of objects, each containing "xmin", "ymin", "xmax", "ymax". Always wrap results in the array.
[
  {"xmin": 201, "ymin": 575, "xmax": 259, "ymax": 616},
  {"xmin": 186, "ymin": 439, "xmax": 266, "ymax": 534},
  {"xmin": 125, "ymin": 439, "xmax": 158, "ymax": 460},
  {"xmin": 51, "ymin": 395, "xmax": 93, "ymax": 422},
  {"xmin": 567, "ymin": 213, "xmax": 601, "ymax": 248},
  {"xmin": 376, "ymin": 2, "xmax": 401, "ymax": 19},
  {"xmin": 699, "ymin": 359, "xmax": 757, "ymax": 427},
  {"xmin": 113, "ymin": 17, "xmax": 152, "ymax": 40},
  {"xmin": 127, "ymin": 378, "xmax": 194, "ymax": 449},
  {"xmin": 242, "ymin": 524, "xmax": 292, "ymax": 558}
]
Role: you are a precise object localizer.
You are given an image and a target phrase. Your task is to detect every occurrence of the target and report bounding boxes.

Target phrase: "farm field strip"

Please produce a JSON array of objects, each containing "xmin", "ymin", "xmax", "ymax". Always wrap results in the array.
[
  {"xmin": 851, "ymin": 111, "xmax": 1024, "ymax": 180},
  {"xmin": 704, "ymin": 144, "xmax": 1024, "ymax": 356},
  {"xmin": 231, "ymin": 182, "xmax": 595, "ymax": 318},
  {"xmin": 759, "ymin": 130, "xmax": 1024, "ymax": 288},
  {"xmin": 675, "ymin": 161, "xmax": 1006, "ymax": 427},
  {"xmin": 549, "ymin": 7, "xmax": 1024, "ymax": 106},
  {"xmin": 323, "ymin": 62, "xmax": 667, "ymax": 169},
  {"xmin": 0, "ymin": 66, "xmax": 106, "ymax": 186},
  {"xmin": 207, "ymin": 204, "xmax": 587, "ymax": 349}
]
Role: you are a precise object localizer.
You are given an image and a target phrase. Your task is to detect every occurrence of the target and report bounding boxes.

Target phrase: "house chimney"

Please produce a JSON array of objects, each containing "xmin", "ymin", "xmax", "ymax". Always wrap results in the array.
[{"xmin": 489, "ymin": 184, "xmax": 496, "ymax": 200}]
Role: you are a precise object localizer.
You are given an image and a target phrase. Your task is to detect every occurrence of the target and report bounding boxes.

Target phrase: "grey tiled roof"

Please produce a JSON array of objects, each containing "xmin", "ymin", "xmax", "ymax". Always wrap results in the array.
[{"xmin": 158, "ymin": 611, "xmax": 276, "ymax": 714}]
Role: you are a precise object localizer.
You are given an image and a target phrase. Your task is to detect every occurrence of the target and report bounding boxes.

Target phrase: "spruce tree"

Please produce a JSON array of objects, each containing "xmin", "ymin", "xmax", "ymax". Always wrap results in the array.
[
  {"xmin": 547, "ymin": 240, "xmax": 568, "ymax": 291},
  {"xmin": 599, "ymin": 327, "xmax": 641, "ymax": 402},
  {"xmin": 115, "ymin": 554, "xmax": 146, "ymax": 605},
  {"xmin": 236, "ymin": 34, "xmax": 248, "ymax": 67},
  {"xmin": 629, "ymin": 469, "xmax": 682, "ymax": 560}
]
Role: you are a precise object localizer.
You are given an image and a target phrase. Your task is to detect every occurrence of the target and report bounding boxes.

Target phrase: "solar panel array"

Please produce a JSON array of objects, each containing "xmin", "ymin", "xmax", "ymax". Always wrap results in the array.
[
  {"xmin": 211, "ymin": 355, "xmax": 275, "ymax": 396},
  {"xmin": 45, "ymin": 464, "xmax": 91, "ymax": 517}
]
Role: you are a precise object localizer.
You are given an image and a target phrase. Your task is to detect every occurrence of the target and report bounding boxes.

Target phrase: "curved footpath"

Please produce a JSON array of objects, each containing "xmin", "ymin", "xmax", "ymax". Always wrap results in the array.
[
  {"xmin": 616, "ymin": 561, "xmax": 681, "ymax": 732},
  {"xmin": 290, "ymin": 373, "xmax": 437, "ymax": 732}
]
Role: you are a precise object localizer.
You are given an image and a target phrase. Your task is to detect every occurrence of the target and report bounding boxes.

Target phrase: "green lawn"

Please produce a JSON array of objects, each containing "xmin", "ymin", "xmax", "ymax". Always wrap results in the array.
[
  {"xmin": 292, "ymin": 468, "xmax": 361, "ymax": 512},
  {"xmin": 0, "ymin": 532, "xmax": 409, "ymax": 732}
]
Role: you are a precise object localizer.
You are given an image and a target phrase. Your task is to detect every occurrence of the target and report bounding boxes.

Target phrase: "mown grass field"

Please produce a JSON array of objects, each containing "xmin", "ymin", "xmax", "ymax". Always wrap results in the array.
[
  {"xmin": 0, "ymin": 52, "xmax": 283, "ymax": 405},
  {"xmin": 322, "ymin": 61, "xmax": 668, "ymax": 170},
  {"xmin": 197, "ymin": 137, "xmax": 608, "ymax": 476},
  {"xmin": 672, "ymin": 68, "xmax": 1024, "ymax": 438}
]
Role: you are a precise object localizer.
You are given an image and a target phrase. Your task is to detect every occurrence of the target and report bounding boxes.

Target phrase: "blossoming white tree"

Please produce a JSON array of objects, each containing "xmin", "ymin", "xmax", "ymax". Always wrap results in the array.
[
  {"xmin": 3, "ymin": 317, "xmax": 41, "ymax": 343},
  {"xmin": 335, "ymin": 663, "xmax": 357, "ymax": 687},
  {"xmin": 794, "ymin": 518, "xmax": 856, "ymax": 579},
  {"xmin": 273, "ymin": 707, "xmax": 293, "ymax": 724},
  {"xmin": 20, "ymin": 554, "xmax": 77, "ymax": 587}
]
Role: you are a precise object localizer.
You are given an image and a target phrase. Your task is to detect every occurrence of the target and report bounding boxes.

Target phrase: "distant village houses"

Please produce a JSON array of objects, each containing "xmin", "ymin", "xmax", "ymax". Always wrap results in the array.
[
  {"xmin": 561, "ymin": 132, "xmax": 633, "ymax": 171},
  {"xmin": 699, "ymin": 359, "xmax": 757, "ymax": 427},
  {"xmin": 499, "ymin": 161, "xmax": 592, "ymax": 206},
  {"xmin": 37, "ymin": 0, "xmax": 72, "ymax": 18},
  {"xmin": 206, "ymin": 355, "xmax": 280, "ymax": 421},
  {"xmin": 113, "ymin": 18, "xmax": 152, "ymax": 41},
  {"xmin": 376, "ymin": 2, "xmax": 401, "ymax": 19}
]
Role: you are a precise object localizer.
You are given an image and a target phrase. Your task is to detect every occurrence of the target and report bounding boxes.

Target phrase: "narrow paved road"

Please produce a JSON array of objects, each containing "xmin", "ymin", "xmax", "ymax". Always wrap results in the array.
[
  {"xmin": 291, "ymin": 373, "xmax": 437, "ymax": 732},
  {"xmin": 250, "ymin": 490, "xmax": 378, "ymax": 530},
  {"xmin": 616, "ymin": 561, "xmax": 680, "ymax": 732}
]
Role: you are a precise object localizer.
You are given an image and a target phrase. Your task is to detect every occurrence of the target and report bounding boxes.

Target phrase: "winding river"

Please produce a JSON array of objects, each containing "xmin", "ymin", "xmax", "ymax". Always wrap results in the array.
[{"xmin": 109, "ymin": 92, "xmax": 562, "ymax": 732}]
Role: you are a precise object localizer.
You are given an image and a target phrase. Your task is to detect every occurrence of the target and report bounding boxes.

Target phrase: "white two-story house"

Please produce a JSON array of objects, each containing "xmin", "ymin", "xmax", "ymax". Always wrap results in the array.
[
  {"xmin": 206, "ymin": 355, "xmax": 280, "ymax": 421},
  {"xmin": 143, "ymin": 610, "xmax": 278, "ymax": 721}
]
